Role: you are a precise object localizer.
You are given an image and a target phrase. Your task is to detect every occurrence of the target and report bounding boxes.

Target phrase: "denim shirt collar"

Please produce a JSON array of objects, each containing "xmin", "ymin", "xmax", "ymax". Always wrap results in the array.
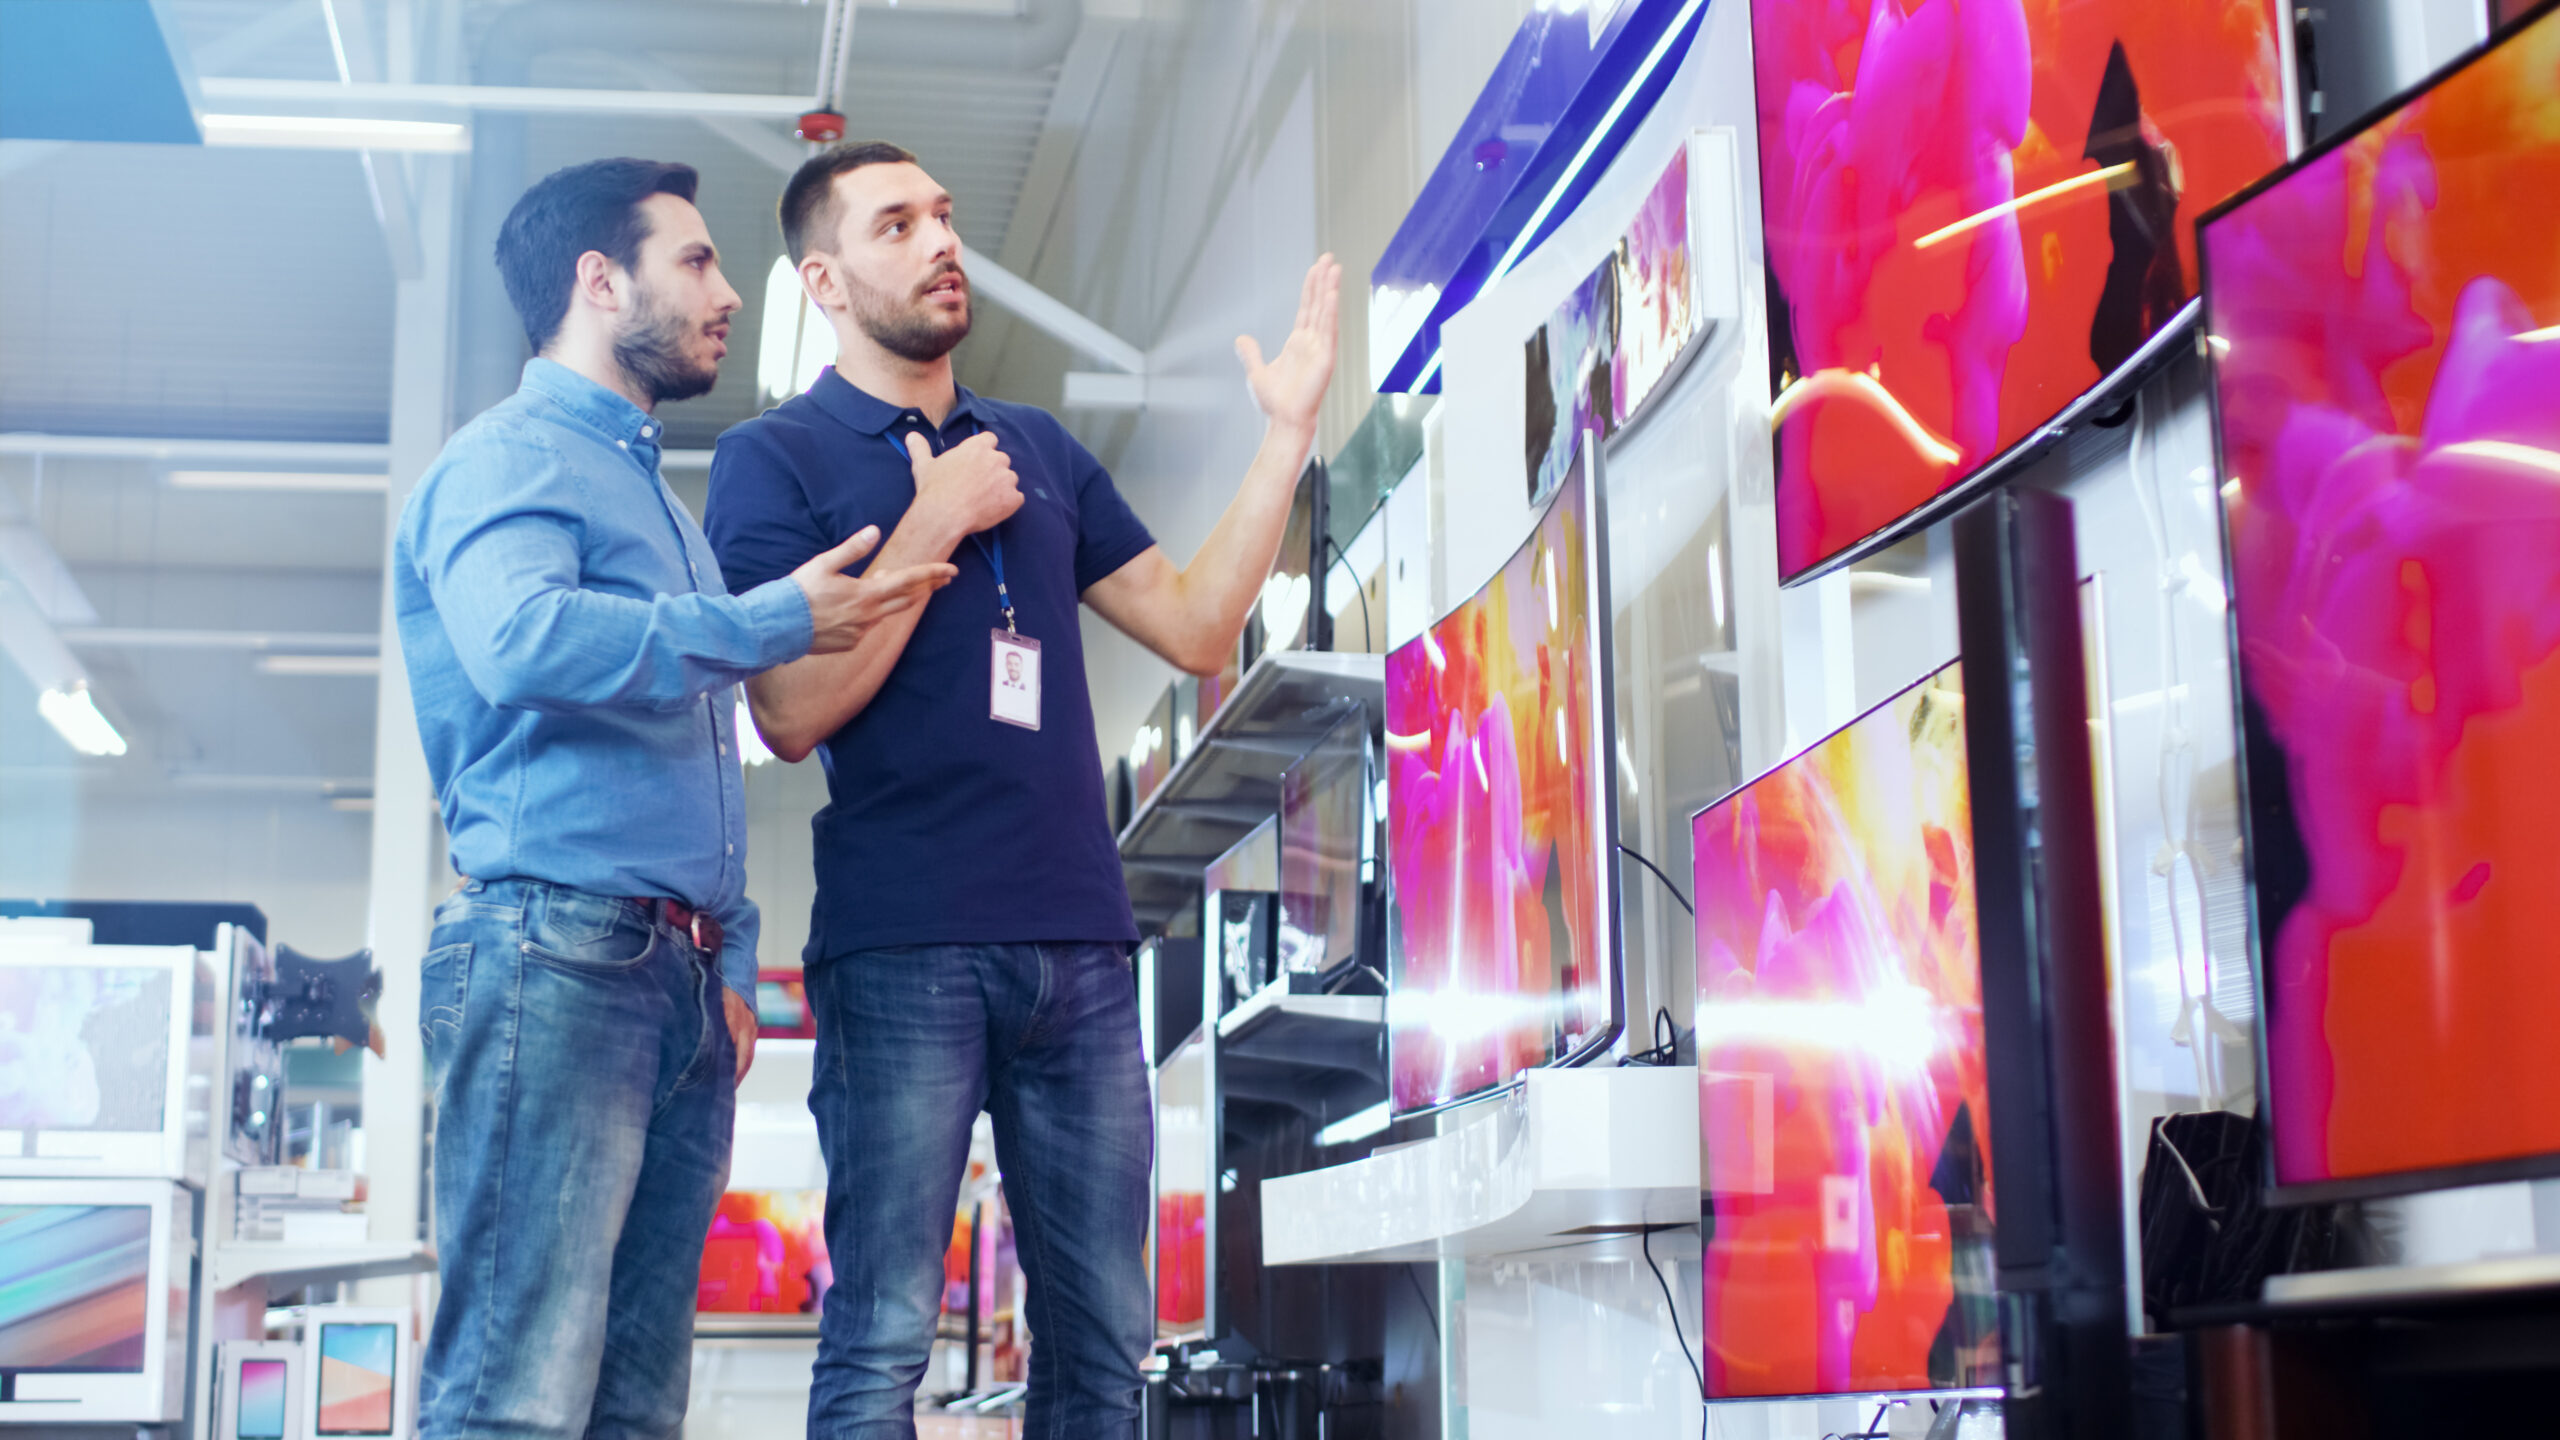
[
  {"xmin": 520, "ymin": 358, "xmax": 666, "ymax": 465},
  {"xmin": 807, "ymin": 366, "xmax": 987, "ymax": 441}
]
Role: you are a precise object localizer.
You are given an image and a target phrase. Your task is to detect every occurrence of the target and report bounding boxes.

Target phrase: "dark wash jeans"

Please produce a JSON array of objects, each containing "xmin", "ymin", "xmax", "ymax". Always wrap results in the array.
[
  {"xmin": 807, "ymin": 942, "xmax": 1152, "ymax": 1440},
  {"xmin": 418, "ymin": 878, "xmax": 735, "ymax": 1440}
]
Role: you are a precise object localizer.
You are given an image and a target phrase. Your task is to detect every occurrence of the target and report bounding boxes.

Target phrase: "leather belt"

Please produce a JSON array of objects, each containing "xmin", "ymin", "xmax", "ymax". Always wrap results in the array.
[{"xmin": 648, "ymin": 898, "xmax": 723, "ymax": 958}]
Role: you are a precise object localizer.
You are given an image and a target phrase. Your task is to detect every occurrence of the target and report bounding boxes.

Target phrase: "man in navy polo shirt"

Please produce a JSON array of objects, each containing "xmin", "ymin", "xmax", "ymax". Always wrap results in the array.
[{"xmin": 704, "ymin": 141, "xmax": 1339, "ymax": 1439}]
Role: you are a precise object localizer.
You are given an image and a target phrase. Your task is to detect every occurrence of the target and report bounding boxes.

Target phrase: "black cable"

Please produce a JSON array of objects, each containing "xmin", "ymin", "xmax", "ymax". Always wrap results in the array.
[
  {"xmin": 1641, "ymin": 1223, "xmax": 1705, "ymax": 1436},
  {"xmin": 1624, "ymin": 1006, "xmax": 1682, "ymax": 1067},
  {"xmin": 1402, "ymin": 1262, "xmax": 1441, "ymax": 1345},
  {"xmin": 1617, "ymin": 842, "xmax": 1695, "ymax": 916},
  {"xmin": 1322, "ymin": 534, "xmax": 1374, "ymax": 652}
]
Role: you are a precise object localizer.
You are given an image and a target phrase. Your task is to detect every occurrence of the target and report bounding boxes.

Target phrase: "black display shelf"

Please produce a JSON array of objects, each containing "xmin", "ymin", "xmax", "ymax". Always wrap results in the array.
[{"xmin": 1116, "ymin": 650, "xmax": 1382, "ymax": 932}]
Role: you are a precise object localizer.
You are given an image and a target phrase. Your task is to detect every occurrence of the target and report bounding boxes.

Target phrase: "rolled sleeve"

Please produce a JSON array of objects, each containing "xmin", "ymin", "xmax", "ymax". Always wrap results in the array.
[{"xmin": 735, "ymin": 575, "xmax": 815, "ymax": 670}]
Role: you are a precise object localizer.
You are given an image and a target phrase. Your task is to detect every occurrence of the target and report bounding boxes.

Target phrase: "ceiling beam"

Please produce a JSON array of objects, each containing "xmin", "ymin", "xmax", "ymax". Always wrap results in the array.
[
  {"xmin": 0, "ymin": 434, "xmax": 390, "ymax": 465},
  {"xmin": 199, "ymin": 76, "xmax": 814, "ymax": 119}
]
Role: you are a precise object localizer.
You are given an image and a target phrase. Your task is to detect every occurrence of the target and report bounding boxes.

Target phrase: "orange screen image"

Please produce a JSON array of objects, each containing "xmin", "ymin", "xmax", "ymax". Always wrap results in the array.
[
  {"xmin": 1691, "ymin": 665, "xmax": 1997, "ymax": 1397},
  {"xmin": 2202, "ymin": 7, "xmax": 2560, "ymax": 1191},
  {"xmin": 1754, "ymin": 0, "xmax": 2291, "ymax": 578}
]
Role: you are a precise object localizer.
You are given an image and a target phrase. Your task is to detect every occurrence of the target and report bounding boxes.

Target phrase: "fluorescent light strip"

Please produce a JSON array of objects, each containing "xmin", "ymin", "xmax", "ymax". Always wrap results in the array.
[
  {"xmin": 1403, "ymin": 0, "xmax": 1709, "ymax": 392},
  {"xmin": 255, "ymin": 654, "xmax": 383, "ymax": 677},
  {"xmin": 1912, "ymin": 162, "xmax": 2134, "ymax": 252},
  {"xmin": 201, "ymin": 114, "xmax": 469, "ymax": 153},
  {"xmin": 167, "ymin": 470, "xmax": 389, "ymax": 493}
]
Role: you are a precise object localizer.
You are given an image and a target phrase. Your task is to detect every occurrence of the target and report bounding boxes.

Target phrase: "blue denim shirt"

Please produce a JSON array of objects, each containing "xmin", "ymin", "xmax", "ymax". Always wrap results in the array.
[{"xmin": 395, "ymin": 359, "xmax": 813, "ymax": 999}]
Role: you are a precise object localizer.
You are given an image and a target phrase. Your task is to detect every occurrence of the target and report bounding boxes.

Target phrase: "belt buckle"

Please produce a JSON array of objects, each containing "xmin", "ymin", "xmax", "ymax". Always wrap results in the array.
[{"xmin": 690, "ymin": 912, "xmax": 723, "ymax": 957}]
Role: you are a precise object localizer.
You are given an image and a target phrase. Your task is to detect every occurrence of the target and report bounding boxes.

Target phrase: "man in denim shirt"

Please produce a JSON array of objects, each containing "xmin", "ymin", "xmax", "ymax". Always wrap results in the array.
[{"xmin": 396, "ymin": 158, "xmax": 954, "ymax": 1440}]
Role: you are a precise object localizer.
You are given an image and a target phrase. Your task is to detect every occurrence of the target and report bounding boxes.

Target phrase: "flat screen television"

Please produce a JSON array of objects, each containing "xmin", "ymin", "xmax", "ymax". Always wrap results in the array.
[
  {"xmin": 1384, "ymin": 434, "xmax": 1620, "ymax": 1116},
  {"xmin": 1753, "ymin": 0, "xmax": 2295, "ymax": 581},
  {"xmin": 1690, "ymin": 662, "xmax": 1999, "ymax": 1399},
  {"xmin": 1277, "ymin": 708, "xmax": 1371, "ymax": 981},
  {"xmin": 1205, "ymin": 816, "xmax": 1280, "ymax": 1015},
  {"xmin": 222, "ymin": 925, "xmax": 288, "ymax": 1169},
  {"xmin": 1152, "ymin": 1027, "xmax": 1211, "ymax": 1345},
  {"xmin": 2198, "ymin": 0, "xmax": 2560, "ymax": 1203},
  {"xmin": 0, "ymin": 1180, "xmax": 188, "ymax": 1421},
  {"xmin": 0, "ymin": 943, "xmax": 196, "ymax": 1178},
  {"xmin": 301, "ymin": 1307, "xmax": 411, "ymax": 1440},
  {"xmin": 699, "ymin": 1190, "xmax": 830, "ymax": 1315}
]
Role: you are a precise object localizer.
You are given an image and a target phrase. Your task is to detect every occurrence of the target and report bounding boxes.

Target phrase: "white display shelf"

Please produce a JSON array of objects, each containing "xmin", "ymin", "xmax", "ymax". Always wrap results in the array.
[
  {"xmin": 1261, "ymin": 1063, "xmax": 1698, "ymax": 1265},
  {"xmin": 1117, "ymin": 649, "xmax": 1383, "ymax": 931},
  {"xmin": 210, "ymin": 1240, "xmax": 437, "ymax": 1297}
]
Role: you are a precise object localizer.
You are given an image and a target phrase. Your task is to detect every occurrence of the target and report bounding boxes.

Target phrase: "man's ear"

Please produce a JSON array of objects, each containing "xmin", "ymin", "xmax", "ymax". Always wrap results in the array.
[
  {"xmin": 798, "ymin": 253, "xmax": 839, "ymax": 315},
  {"xmin": 571, "ymin": 249, "xmax": 626, "ymax": 318}
]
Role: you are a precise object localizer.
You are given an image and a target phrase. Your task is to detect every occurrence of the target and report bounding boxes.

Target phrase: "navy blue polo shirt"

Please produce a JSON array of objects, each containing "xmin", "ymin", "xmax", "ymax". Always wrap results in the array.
[{"xmin": 705, "ymin": 369, "xmax": 1154, "ymax": 959}]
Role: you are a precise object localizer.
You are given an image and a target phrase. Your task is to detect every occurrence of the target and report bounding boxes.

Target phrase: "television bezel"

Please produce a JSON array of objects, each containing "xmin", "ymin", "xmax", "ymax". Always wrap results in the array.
[
  {"xmin": 2196, "ymin": 0, "xmax": 2560, "ymax": 1208},
  {"xmin": 299, "ymin": 1306, "xmax": 413, "ymax": 1440},
  {"xmin": 1750, "ymin": 0, "xmax": 2303, "ymax": 587},
  {"xmin": 1686, "ymin": 659, "xmax": 1998, "ymax": 1402},
  {"xmin": 0, "ymin": 1178, "xmax": 190, "ymax": 1423},
  {"xmin": 1384, "ymin": 429, "xmax": 1625, "ymax": 1120},
  {"xmin": 0, "ymin": 941, "xmax": 197, "ymax": 1179},
  {"xmin": 216, "ymin": 1340, "xmax": 303, "ymax": 1440},
  {"xmin": 1150, "ymin": 1025, "xmax": 1214, "ymax": 1346},
  {"xmin": 1277, "ymin": 706, "xmax": 1373, "ymax": 981}
]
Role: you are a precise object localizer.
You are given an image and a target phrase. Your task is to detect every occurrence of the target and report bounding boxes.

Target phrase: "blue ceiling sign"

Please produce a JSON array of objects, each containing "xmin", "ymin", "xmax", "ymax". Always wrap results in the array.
[
  {"xmin": 1370, "ymin": 0, "xmax": 1710, "ymax": 394},
  {"xmin": 0, "ymin": 0, "xmax": 202, "ymax": 145}
]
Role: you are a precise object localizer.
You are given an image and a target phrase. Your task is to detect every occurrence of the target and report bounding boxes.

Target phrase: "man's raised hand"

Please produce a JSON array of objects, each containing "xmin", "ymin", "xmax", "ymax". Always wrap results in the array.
[
  {"xmin": 1235, "ymin": 254, "xmax": 1342, "ymax": 437},
  {"xmin": 791, "ymin": 525, "xmax": 957, "ymax": 653}
]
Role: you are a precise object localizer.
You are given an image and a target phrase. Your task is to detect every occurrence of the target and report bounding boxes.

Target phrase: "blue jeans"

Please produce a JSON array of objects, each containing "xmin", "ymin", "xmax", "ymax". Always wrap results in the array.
[
  {"xmin": 806, "ymin": 942, "xmax": 1151, "ymax": 1440},
  {"xmin": 417, "ymin": 879, "xmax": 735, "ymax": 1440}
]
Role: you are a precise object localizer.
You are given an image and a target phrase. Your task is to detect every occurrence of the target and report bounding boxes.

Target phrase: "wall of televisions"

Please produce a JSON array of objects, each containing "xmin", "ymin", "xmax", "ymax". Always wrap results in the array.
[{"xmin": 1117, "ymin": 1, "xmax": 2560, "ymax": 1436}]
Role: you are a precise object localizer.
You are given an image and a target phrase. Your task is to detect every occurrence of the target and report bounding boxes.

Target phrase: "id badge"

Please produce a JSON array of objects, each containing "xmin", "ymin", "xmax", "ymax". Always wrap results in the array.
[{"xmin": 990, "ymin": 629, "xmax": 1042, "ymax": 730}]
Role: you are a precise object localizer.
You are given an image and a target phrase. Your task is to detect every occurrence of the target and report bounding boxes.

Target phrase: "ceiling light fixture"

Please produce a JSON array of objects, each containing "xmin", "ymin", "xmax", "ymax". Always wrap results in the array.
[
  {"xmin": 37, "ymin": 684, "xmax": 127, "ymax": 757},
  {"xmin": 200, "ymin": 114, "xmax": 469, "ymax": 153},
  {"xmin": 256, "ymin": 654, "xmax": 383, "ymax": 677},
  {"xmin": 167, "ymin": 470, "xmax": 390, "ymax": 493}
]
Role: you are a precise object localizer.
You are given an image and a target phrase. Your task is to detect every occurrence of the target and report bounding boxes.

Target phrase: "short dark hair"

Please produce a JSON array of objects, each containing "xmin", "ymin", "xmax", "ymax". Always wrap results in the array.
[
  {"xmin": 496, "ymin": 158, "xmax": 700, "ymax": 352},
  {"xmin": 779, "ymin": 141, "xmax": 919, "ymax": 263}
]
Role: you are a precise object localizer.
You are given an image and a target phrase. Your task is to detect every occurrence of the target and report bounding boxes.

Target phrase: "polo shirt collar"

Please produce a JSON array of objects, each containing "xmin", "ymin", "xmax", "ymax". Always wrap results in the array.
[
  {"xmin": 520, "ymin": 358, "xmax": 665, "ymax": 456},
  {"xmin": 808, "ymin": 366, "xmax": 988, "ymax": 439}
]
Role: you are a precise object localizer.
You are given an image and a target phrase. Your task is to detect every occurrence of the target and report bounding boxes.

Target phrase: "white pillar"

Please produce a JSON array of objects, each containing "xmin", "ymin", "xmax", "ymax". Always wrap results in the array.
[{"xmin": 359, "ymin": 144, "xmax": 458, "ymax": 1274}]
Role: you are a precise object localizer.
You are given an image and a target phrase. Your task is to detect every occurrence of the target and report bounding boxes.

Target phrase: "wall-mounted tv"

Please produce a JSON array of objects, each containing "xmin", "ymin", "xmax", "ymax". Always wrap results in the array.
[
  {"xmin": 1691, "ymin": 662, "xmax": 1999, "ymax": 1399},
  {"xmin": 1277, "ymin": 707, "xmax": 1372, "ymax": 982},
  {"xmin": 1754, "ymin": 0, "xmax": 2294, "ymax": 581},
  {"xmin": 0, "ymin": 1180, "xmax": 189, "ymax": 1422},
  {"xmin": 2199, "ymin": 0, "xmax": 2560, "ymax": 1203},
  {"xmin": 1385, "ymin": 436, "xmax": 1620, "ymax": 1116},
  {"xmin": 0, "ymin": 943, "xmax": 197, "ymax": 1178}
]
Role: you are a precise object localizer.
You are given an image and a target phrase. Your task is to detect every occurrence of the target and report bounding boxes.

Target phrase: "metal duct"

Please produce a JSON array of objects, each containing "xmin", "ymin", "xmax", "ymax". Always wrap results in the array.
[{"xmin": 457, "ymin": 0, "xmax": 1085, "ymax": 421}]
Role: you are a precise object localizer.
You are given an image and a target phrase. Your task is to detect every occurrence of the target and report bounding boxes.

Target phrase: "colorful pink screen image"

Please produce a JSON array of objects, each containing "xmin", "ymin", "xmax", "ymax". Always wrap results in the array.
[
  {"xmin": 315, "ymin": 1323, "xmax": 396, "ymax": 1435},
  {"xmin": 1612, "ymin": 145, "xmax": 1699, "ymax": 431},
  {"xmin": 2201, "ymin": 7, "xmax": 2560, "ymax": 1192},
  {"xmin": 1386, "ymin": 452, "xmax": 1611, "ymax": 1114},
  {"xmin": 698, "ymin": 1190, "xmax": 831, "ymax": 1314},
  {"xmin": 1691, "ymin": 664, "xmax": 1998, "ymax": 1397},
  {"xmin": 1154, "ymin": 1034, "xmax": 1209, "ymax": 1338},
  {"xmin": 1755, "ymin": 0, "xmax": 2290, "ymax": 578},
  {"xmin": 236, "ymin": 1359, "xmax": 289, "ymax": 1440}
]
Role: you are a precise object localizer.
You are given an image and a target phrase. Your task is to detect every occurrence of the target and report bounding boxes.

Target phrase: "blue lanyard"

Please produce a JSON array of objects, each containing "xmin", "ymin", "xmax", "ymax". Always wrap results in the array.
[{"xmin": 883, "ymin": 424, "xmax": 1014, "ymax": 634}]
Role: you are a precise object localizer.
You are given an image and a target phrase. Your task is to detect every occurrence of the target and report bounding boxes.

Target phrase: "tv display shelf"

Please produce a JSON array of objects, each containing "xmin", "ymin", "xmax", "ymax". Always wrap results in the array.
[
  {"xmin": 209, "ymin": 1239, "xmax": 437, "ymax": 1298},
  {"xmin": 1116, "ymin": 650, "xmax": 1383, "ymax": 933}
]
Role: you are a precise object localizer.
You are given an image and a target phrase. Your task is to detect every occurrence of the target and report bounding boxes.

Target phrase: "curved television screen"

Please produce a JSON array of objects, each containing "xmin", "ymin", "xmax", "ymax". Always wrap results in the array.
[
  {"xmin": 1691, "ymin": 662, "xmax": 1998, "ymax": 1398},
  {"xmin": 1754, "ymin": 0, "xmax": 2292, "ymax": 580},
  {"xmin": 1385, "ymin": 441, "xmax": 1617, "ymax": 1116},
  {"xmin": 2201, "ymin": 3, "xmax": 2560, "ymax": 1200}
]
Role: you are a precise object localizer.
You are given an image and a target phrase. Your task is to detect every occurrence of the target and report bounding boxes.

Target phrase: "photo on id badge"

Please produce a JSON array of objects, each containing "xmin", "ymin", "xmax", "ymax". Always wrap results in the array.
[{"xmin": 991, "ymin": 629, "xmax": 1041, "ymax": 730}]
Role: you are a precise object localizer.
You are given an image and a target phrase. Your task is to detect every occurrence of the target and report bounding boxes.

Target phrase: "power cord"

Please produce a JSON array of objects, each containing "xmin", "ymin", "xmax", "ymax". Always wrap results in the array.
[
  {"xmin": 1641, "ymin": 1222, "xmax": 1707, "ymax": 1439},
  {"xmin": 1322, "ymin": 533, "xmax": 1374, "ymax": 652},
  {"xmin": 1623, "ymin": 1006, "xmax": 1683, "ymax": 1067},
  {"xmin": 1617, "ymin": 842, "xmax": 1695, "ymax": 916}
]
